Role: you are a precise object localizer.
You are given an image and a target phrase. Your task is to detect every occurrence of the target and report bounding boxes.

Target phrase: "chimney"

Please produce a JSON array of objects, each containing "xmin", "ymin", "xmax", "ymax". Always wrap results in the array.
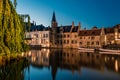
[
  {"xmin": 78, "ymin": 22, "xmax": 81, "ymax": 30},
  {"xmin": 72, "ymin": 21, "xmax": 74, "ymax": 28},
  {"xmin": 70, "ymin": 21, "xmax": 74, "ymax": 32}
]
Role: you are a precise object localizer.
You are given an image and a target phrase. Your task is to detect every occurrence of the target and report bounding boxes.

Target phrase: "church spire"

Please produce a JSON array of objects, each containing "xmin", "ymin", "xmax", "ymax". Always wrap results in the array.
[
  {"xmin": 51, "ymin": 11, "xmax": 57, "ymax": 27},
  {"xmin": 52, "ymin": 11, "xmax": 56, "ymax": 22}
]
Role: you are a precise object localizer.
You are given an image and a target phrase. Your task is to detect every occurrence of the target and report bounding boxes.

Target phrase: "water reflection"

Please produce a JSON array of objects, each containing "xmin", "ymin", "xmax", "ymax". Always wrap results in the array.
[
  {"xmin": 24, "ymin": 49, "xmax": 120, "ymax": 80},
  {"xmin": 0, "ymin": 58, "xmax": 29, "ymax": 80}
]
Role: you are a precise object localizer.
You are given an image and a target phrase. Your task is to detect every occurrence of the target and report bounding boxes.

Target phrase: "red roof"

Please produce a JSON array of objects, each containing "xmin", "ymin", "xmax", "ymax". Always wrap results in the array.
[
  {"xmin": 105, "ymin": 28, "xmax": 114, "ymax": 34},
  {"xmin": 79, "ymin": 29, "xmax": 101, "ymax": 36}
]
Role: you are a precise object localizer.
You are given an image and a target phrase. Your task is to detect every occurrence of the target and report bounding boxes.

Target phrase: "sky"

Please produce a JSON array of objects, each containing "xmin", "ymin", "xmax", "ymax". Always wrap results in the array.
[{"xmin": 11, "ymin": 0, "xmax": 120, "ymax": 29}]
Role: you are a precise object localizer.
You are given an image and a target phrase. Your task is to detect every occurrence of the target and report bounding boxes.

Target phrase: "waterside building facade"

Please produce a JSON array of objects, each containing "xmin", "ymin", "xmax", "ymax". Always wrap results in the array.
[{"xmin": 25, "ymin": 12, "xmax": 120, "ymax": 49}]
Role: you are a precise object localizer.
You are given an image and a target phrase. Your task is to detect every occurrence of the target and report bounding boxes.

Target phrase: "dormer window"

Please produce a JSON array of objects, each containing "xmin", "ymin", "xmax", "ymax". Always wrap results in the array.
[{"xmin": 92, "ymin": 32, "xmax": 95, "ymax": 35}]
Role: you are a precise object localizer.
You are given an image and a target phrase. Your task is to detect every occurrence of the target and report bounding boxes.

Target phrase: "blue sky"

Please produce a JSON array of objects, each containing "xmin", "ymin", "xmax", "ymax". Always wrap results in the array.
[{"xmin": 11, "ymin": 0, "xmax": 120, "ymax": 29}]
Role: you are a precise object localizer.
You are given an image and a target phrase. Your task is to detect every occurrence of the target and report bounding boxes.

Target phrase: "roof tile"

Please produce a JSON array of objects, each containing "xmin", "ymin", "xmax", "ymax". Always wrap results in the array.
[{"xmin": 79, "ymin": 29, "xmax": 101, "ymax": 36}]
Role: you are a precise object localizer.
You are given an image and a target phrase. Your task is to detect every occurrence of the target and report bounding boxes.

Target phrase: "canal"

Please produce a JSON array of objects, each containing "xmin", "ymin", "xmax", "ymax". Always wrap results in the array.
[{"xmin": 1, "ymin": 49, "xmax": 120, "ymax": 80}]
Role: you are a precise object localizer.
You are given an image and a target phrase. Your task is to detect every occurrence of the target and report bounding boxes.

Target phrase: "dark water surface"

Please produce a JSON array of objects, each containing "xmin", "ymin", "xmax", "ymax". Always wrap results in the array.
[{"xmin": 1, "ymin": 49, "xmax": 120, "ymax": 80}]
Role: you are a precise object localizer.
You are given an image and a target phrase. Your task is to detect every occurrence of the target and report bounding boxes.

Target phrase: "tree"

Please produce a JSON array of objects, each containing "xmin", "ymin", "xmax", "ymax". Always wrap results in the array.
[
  {"xmin": 0, "ymin": 0, "xmax": 27, "ymax": 54},
  {"xmin": 27, "ymin": 15, "xmax": 31, "ymax": 32},
  {"xmin": 14, "ymin": 0, "xmax": 17, "ymax": 9}
]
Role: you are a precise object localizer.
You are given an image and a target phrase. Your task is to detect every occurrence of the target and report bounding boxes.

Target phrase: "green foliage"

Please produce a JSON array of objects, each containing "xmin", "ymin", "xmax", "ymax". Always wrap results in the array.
[
  {"xmin": 14, "ymin": 0, "xmax": 17, "ymax": 9},
  {"xmin": 0, "ymin": 0, "xmax": 28, "ymax": 54},
  {"xmin": 27, "ymin": 15, "xmax": 31, "ymax": 32}
]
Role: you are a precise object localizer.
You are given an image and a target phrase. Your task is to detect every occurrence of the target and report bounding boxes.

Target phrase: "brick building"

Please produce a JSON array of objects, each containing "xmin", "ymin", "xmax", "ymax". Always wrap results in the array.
[
  {"xmin": 25, "ymin": 12, "xmax": 120, "ymax": 49},
  {"xmin": 50, "ymin": 12, "xmax": 80, "ymax": 48}
]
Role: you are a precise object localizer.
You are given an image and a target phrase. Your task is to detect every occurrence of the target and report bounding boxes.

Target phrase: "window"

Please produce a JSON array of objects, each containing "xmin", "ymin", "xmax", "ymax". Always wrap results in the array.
[
  {"xmin": 71, "ymin": 40, "xmax": 74, "ymax": 44},
  {"xmin": 43, "ymin": 34, "xmax": 45, "ymax": 38},
  {"xmin": 96, "ymin": 41, "xmax": 99, "ymax": 45},
  {"xmin": 57, "ymin": 40, "xmax": 59, "ymax": 44},
  {"xmin": 87, "ymin": 42, "xmax": 90, "ymax": 45},
  {"xmin": 91, "ymin": 36, "xmax": 95, "ymax": 40},
  {"xmin": 84, "ymin": 37, "xmax": 85, "ymax": 39},
  {"xmin": 80, "ymin": 42, "xmax": 82, "ymax": 45},
  {"xmin": 60, "ymin": 40, "xmax": 62, "ymax": 45},
  {"xmin": 67, "ymin": 40, "xmax": 69, "ymax": 44},
  {"xmin": 75, "ymin": 35, "xmax": 77, "ymax": 38},
  {"xmin": 92, "ymin": 32, "xmax": 95, "ymax": 35},
  {"xmin": 46, "ymin": 34, "xmax": 48, "ymax": 38},
  {"xmin": 80, "ymin": 37, "xmax": 82, "ymax": 39},
  {"xmin": 89, "ymin": 37, "xmax": 90, "ymax": 39},
  {"xmin": 64, "ymin": 40, "xmax": 66, "ymax": 44},
  {"xmin": 64, "ymin": 34, "xmax": 66, "ymax": 38},
  {"xmin": 68, "ymin": 34, "xmax": 70, "ymax": 38},
  {"xmin": 75, "ymin": 40, "xmax": 77, "ymax": 44},
  {"xmin": 91, "ymin": 42, "xmax": 94, "ymax": 45}
]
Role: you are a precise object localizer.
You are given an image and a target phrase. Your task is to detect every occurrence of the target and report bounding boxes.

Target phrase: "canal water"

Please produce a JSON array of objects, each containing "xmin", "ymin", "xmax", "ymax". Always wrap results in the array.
[{"xmin": 1, "ymin": 49, "xmax": 120, "ymax": 80}]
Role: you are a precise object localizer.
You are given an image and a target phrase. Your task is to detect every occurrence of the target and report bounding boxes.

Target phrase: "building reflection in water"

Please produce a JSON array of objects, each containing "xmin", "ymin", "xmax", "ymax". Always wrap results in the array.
[
  {"xmin": 24, "ymin": 49, "xmax": 120, "ymax": 80},
  {"xmin": 27, "ymin": 49, "xmax": 50, "ymax": 67}
]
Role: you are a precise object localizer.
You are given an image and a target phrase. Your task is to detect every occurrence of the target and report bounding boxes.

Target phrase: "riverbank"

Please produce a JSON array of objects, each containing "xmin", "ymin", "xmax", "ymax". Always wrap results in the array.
[{"xmin": 0, "ymin": 53, "xmax": 26, "ymax": 66}]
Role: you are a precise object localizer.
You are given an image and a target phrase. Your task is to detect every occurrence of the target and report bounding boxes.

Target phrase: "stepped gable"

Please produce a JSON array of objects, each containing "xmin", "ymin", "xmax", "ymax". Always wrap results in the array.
[
  {"xmin": 114, "ymin": 24, "xmax": 120, "ymax": 32},
  {"xmin": 114, "ymin": 24, "xmax": 120, "ymax": 29},
  {"xmin": 79, "ymin": 29, "xmax": 101, "ymax": 36}
]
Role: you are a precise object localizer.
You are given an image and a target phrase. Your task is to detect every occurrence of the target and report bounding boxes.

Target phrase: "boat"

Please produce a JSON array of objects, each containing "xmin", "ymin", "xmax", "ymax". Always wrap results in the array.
[
  {"xmin": 78, "ymin": 47, "xmax": 94, "ymax": 52},
  {"xmin": 99, "ymin": 48, "xmax": 120, "ymax": 53},
  {"xmin": 99, "ymin": 51, "xmax": 120, "ymax": 55}
]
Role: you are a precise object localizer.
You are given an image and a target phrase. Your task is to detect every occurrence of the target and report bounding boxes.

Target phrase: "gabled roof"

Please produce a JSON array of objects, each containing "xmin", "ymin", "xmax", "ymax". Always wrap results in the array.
[
  {"xmin": 114, "ymin": 24, "xmax": 120, "ymax": 29},
  {"xmin": 114, "ymin": 24, "xmax": 120, "ymax": 33},
  {"xmin": 56, "ymin": 25, "xmax": 72, "ymax": 33},
  {"xmin": 63, "ymin": 25, "xmax": 72, "ymax": 32},
  {"xmin": 79, "ymin": 29, "xmax": 101, "ymax": 36},
  {"xmin": 57, "ymin": 25, "xmax": 78, "ymax": 33},
  {"xmin": 72, "ymin": 26, "xmax": 78, "ymax": 32},
  {"xmin": 44, "ymin": 27, "xmax": 51, "ymax": 31},
  {"xmin": 104, "ymin": 28, "xmax": 114, "ymax": 34},
  {"xmin": 30, "ymin": 25, "xmax": 45, "ymax": 31}
]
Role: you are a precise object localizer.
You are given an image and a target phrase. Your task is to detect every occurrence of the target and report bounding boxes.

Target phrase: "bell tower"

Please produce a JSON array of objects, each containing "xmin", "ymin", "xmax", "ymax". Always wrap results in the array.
[
  {"xmin": 51, "ymin": 11, "xmax": 57, "ymax": 27},
  {"xmin": 51, "ymin": 11, "xmax": 57, "ymax": 47}
]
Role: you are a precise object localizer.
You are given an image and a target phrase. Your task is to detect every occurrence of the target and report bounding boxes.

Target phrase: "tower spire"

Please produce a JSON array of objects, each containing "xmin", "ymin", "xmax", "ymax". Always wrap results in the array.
[{"xmin": 52, "ymin": 11, "xmax": 56, "ymax": 22}]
